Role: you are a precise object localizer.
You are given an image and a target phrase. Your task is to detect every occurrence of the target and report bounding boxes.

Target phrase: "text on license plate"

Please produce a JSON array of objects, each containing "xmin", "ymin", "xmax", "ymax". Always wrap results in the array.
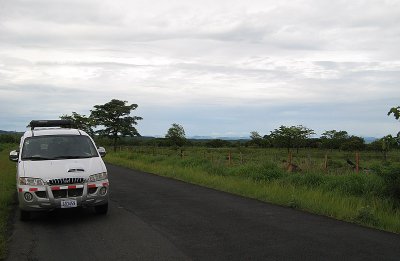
[{"xmin": 61, "ymin": 199, "xmax": 77, "ymax": 208}]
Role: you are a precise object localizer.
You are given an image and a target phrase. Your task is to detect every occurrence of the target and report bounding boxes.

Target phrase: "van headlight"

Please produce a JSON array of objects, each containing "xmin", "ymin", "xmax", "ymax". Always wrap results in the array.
[
  {"xmin": 88, "ymin": 172, "xmax": 108, "ymax": 182},
  {"xmin": 19, "ymin": 177, "xmax": 45, "ymax": 186}
]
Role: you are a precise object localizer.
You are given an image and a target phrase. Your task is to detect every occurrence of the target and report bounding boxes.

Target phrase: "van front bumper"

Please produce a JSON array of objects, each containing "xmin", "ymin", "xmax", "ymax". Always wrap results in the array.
[{"xmin": 17, "ymin": 180, "xmax": 109, "ymax": 211}]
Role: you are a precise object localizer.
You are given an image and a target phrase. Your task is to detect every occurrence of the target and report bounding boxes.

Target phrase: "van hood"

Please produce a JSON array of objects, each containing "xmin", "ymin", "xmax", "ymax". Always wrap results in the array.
[{"xmin": 21, "ymin": 157, "xmax": 106, "ymax": 181}]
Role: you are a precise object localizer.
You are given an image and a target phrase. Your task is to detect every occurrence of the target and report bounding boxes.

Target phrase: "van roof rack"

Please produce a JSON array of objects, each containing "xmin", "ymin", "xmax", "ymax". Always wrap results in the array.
[{"xmin": 30, "ymin": 120, "xmax": 73, "ymax": 130}]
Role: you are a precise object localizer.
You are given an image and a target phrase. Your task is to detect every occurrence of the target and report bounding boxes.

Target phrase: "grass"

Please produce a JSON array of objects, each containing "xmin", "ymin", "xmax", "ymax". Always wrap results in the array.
[
  {"xmin": 0, "ymin": 141, "xmax": 395, "ymax": 256},
  {"xmin": 105, "ymin": 147, "xmax": 400, "ymax": 234},
  {"xmin": 0, "ymin": 144, "xmax": 17, "ymax": 260}
]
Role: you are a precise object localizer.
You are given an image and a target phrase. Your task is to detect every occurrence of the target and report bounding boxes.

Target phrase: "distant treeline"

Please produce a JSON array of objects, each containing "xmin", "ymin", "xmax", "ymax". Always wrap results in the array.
[
  {"xmin": 0, "ymin": 132, "xmax": 397, "ymax": 153},
  {"xmin": 0, "ymin": 133, "xmax": 21, "ymax": 144},
  {"xmin": 94, "ymin": 135, "xmax": 397, "ymax": 153}
]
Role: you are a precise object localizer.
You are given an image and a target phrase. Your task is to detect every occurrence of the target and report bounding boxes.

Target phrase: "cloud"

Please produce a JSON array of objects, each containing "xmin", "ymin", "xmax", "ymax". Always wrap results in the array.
[{"xmin": 0, "ymin": 0, "xmax": 399, "ymax": 137}]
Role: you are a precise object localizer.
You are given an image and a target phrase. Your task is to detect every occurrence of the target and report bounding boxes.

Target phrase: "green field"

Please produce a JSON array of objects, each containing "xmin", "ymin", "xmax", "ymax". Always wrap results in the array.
[
  {"xmin": 1, "ymin": 144, "xmax": 399, "ymax": 258},
  {"xmin": 0, "ymin": 144, "xmax": 17, "ymax": 260},
  {"xmin": 105, "ymin": 146, "xmax": 400, "ymax": 233}
]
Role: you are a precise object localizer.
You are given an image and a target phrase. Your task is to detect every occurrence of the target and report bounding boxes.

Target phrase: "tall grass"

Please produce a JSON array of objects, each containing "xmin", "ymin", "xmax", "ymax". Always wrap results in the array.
[
  {"xmin": 0, "ymin": 144, "xmax": 17, "ymax": 259},
  {"xmin": 105, "ymin": 147, "xmax": 400, "ymax": 233}
]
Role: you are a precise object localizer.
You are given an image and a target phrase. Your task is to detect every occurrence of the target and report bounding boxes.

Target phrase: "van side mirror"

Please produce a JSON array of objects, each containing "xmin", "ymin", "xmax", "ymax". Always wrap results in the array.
[
  {"xmin": 98, "ymin": 147, "xmax": 106, "ymax": 157},
  {"xmin": 9, "ymin": 150, "xmax": 19, "ymax": 162}
]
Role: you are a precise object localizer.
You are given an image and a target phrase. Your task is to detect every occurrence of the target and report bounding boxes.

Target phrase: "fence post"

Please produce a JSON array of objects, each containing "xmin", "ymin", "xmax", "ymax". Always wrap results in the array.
[
  {"xmin": 324, "ymin": 153, "xmax": 328, "ymax": 170},
  {"xmin": 228, "ymin": 151, "xmax": 232, "ymax": 165},
  {"xmin": 356, "ymin": 152, "xmax": 360, "ymax": 173},
  {"xmin": 287, "ymin": 150, "xmax": 292, "ymax": 167}
]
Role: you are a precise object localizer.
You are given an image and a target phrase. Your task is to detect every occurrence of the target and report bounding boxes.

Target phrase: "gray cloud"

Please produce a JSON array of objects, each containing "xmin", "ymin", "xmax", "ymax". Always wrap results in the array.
[{"xmin": 0, "ymin": 0, "xmax": 399, "ymax": 137}]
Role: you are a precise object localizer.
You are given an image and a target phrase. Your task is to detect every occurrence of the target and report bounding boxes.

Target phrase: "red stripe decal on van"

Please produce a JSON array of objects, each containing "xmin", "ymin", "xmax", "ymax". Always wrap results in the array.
[{"xmin": 51, "ymin": 186, "xmax": 60, "ymax": 190}]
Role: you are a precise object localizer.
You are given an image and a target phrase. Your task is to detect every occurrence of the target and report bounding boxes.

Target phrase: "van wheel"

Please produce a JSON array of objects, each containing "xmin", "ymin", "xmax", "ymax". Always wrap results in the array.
[
  {"xmin": 94, "ymin": 203, "xmax": 108, "ymax": 215},
  {"xmin": 20, "ymin": 210, "xmax": 30, "ymax": 221}
]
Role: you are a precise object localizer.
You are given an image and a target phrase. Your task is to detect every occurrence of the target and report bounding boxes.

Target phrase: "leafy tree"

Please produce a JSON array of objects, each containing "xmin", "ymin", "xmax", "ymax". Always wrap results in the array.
[
  {"xmin": 381, "ymin": 135, "xmax": 398, "ymax": 161},
  {"xmin": 262, "ymin": 134, "xmax": 273, "ymax": 148},
  {"xmin": 165, "ymin": 123, "xmax": 186, "ymax": 147},
  {"xmin": 304, "ymin": 138, "xmax": 321, "ymax": 148},
  {"xmin": 0, "ymin": 134, "xmax": 20, "ymax": 144},
  {"xmin": 320, "ymin": 130, "xmax": 349, "ymax": 150},
  {"xmin": 369, "ymin": 135, "xmax": 398, "ymax": 160},
  {"xmin": 368, "ymin": 139, "xmax": 383, "ymax": 151},
  {"xmin": 340, "ymin": 136, "xmax": 365, "ymax": 151},
  {"xmin": 249, "ymin": 131, "xmax": 263, "ymax": 147},
  {"xmin": 91, "ymin": 99, "xmax": 142, "ymax": 151},
  {"xmin": 292, "ymin": 125, "xmax": 315, "ymax": 152},
  {"xmin": 388, "ymin": 106, "xmax": 400, "ymax": 139},
  {"xmin": 250, "ymin": 131, "xmax": 262, "ymax": 140},
  {"xmin": 388, "ymin": 106, "xmax": 400, "ymax": 120},
  {"xmin": 205, "ymin": 139, "xmax": 230, "ymax": 148},
  {"xmin": 269, "ymin": 125, "xmax": 315, "ymax": 152},
  {"xmin": 60, "ymin": 112, "xmax": 95, "ymax": 136}
]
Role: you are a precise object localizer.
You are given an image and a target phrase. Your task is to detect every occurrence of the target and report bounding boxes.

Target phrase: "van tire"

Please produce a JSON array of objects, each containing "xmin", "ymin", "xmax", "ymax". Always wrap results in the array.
[
  {"xmin": 94, "ymin": 203, "xmax": 108, "ymax": 215},
  {"xmin": 20, "ymin": 210, "xmax": 30, "ymax": 221}
]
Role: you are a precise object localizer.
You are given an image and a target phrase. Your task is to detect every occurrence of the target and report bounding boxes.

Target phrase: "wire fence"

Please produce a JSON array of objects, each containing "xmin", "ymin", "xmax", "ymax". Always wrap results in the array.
[{"xmin": 111, "ymin": 146, "xmax": 400, "ymax": 174}]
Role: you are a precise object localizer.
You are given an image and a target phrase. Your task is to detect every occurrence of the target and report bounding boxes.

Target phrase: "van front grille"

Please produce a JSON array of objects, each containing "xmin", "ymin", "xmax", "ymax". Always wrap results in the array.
[
  {"xmin": 48, "ymin": 178, "xmax": 85, "ymax": 185},
  {"xmin": 52, "ymin": 188, "xmax": 83, "ymax": 199}
]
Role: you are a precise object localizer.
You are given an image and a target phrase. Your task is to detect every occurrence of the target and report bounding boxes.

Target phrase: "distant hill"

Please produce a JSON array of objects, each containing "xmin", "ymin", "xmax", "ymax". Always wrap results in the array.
[
  {"xmin": 363, "ymin": 137, "xmax": 378, "ymax": 144},
  {"xmin": 0, "ymin": 130, "xmax": 23, "ymax": 135},
  {"xmin": 190, "ymin": 136, "xmax": 250, "ymax": 141},
  {"xmin": 0, "ymin": 130, "xmax": 378, "ymax": 144}
]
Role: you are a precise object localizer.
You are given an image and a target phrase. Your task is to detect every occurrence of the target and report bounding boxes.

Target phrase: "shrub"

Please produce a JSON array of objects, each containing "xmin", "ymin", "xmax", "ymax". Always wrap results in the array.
[
  {"xmin": 233, "ymin": 162, "xmax": 284, "ymax": 182},
  {"xmin": 282, "ymin": 172, "xmax": 324, "ymax": 188},
  {"xmin": 354, "ymin": 205, "xmax": 378, "ymax": 226},
  {"xmin": 328, "ymin": 159, "xmax": 344, "ymax": 168},
  {"xmin": 373, "ymin": 163, "xmax": 400, "ymax": 204}
]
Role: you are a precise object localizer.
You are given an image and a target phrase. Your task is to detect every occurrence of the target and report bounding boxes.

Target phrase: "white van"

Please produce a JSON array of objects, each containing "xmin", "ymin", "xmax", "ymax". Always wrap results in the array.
[{"xmin": 9, "ymin": 120, "xmax": 109, "ymax": 221}]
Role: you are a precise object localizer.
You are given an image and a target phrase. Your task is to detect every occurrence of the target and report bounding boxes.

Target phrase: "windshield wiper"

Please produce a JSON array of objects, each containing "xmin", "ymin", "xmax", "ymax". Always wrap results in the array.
[
  {"xmin": 53, "ymin": 155, "xmax": 94, "ymax": 159},
  {"xmin": 22, "ymin": 156, "xmax": 53, "ymax": 161}
]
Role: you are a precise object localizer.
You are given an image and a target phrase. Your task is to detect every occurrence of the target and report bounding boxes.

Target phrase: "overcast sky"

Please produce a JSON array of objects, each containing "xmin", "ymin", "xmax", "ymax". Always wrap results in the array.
[{"xmin": 0, "ymin": 0, "xmax": 399, "ymax": 138}]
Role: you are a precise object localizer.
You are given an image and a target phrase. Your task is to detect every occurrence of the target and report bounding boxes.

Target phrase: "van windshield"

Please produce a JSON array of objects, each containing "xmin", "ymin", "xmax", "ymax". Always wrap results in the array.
[{"xmin": 21, "ymin": 135, "xmax": 99, "ymax": 161}]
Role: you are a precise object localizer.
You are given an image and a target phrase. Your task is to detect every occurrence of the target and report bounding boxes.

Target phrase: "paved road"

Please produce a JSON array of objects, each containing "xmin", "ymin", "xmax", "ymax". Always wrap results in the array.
[{"xmin": 6, "ymin": 164, "xmax": 400, "ymax": 261}]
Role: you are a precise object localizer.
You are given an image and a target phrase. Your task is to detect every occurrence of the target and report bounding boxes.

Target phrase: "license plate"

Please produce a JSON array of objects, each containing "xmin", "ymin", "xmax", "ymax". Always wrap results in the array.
[{"xmin": 61, "ymin": 199, "xmax": 77, "ymax": 208}]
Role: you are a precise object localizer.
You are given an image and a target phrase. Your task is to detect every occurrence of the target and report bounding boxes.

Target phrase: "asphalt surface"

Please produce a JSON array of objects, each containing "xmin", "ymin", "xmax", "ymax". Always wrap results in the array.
[{"xmin": 6, "ymin": 164, "xmax": 400, "ymax": 261}]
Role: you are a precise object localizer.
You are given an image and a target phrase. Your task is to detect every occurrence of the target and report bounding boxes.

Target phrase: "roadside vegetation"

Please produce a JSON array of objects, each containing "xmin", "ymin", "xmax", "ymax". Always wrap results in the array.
[
  {"xmin": 0, "ymin": 102, "xmax": 397, "ymax": 257},
  {"xmin": 0, "ymin": 143, "xmax": 17, "ymax": 259},
  {"xmin": 105, "ymin": 147, "xmax": 400, "ymax": 233}
]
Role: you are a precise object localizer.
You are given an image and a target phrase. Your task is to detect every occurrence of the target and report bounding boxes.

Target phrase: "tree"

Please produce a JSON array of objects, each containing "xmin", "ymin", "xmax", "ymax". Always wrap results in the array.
[
  {"xmin": 249, "ymin": 131, "xmax": 263, "ymax": 147},
  {"xmin": 320, "ymin": 130, "xmax": 349, "ymax": 151},
  {"xmin": 90, "ymin": 99, "xmax": 142, "ymax": 151},
  {"xmin": 250, "ymin": 131, "xmax": 262, "ymax": 140},
  {"xmin": 340, "ymin": 136, "xmax": 365, "ymax": 151},
  {"xmin": 388, "ymin": 106, "xmax": 400, "ymax": 139},
  {"xmin": 269, "ymin": 125, "xmax": 315, "ymax": 152},
  {"xmin": 388, "ymin": 106, "xmax": 400, "ymax": 120},
  {"xmin": 165, "ymin": 123, "xmax": 186, "ymax": 147},
  {"xmin": 0, "ymin": 133, "xmax": 20, "ymax": 144},
  {"xmin": 292, "ymin": 126, "xmax": 315, "ymax": 152},
  {"xmin": 262, "ymin": 134, "xmax": 273, "ymax": 148},
  {"xmin": 381, "ymin": 135, "xmax": 397, "ymax": 161},
  {"xmin": 370, "ymin": 135, "xmax": 398, "ymax": 161},
  {"xmin": 60, "ymin": 112, "xmax": 95, "ymax": 136},
  {"xmin": 206, "ymin": 139, "xmax": 230, "ymax": 148}
]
